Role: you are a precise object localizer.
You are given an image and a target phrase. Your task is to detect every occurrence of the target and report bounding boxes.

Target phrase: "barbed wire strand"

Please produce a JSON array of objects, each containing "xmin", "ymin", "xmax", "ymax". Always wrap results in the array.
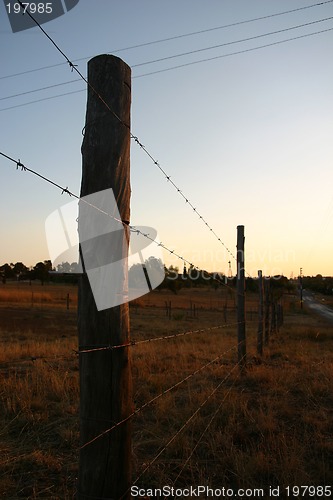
[
  {"xmin": 171, "ymin": 369, "xmax": 241, "ymax": 489},
  {"xmin": 2, "ymin": 0, "xmax": 332, "ymax": 81},
  {"xmin": 0, "ymin": 150, "xmax": 239, "ymax": 293},
  {"xmin": 0, "ymin": 151, "xmax": 237, "ymax": 292},
  {"xmin": 122, "ymin": 356, "xmax": 244, "ymax": 500},
  {"xmin": 15, "ymin": 1, "xmax": 238, "ymax": 263},
  {"xmin": 4, "ymin": 6, "xmax": 332, "ymax": 273},
  {"xmin": 77, "ymin": 322, "xmax": 241, "ymax": 355},
  {"xmin": 80, "ymin": 344, "xmax": 238, "ymax": 450}
]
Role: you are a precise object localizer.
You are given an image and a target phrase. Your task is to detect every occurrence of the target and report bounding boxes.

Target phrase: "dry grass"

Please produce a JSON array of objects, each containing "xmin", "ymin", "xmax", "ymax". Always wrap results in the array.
[{"xmin": 0, "ymin": 284, "xmax": 332, "ymax": 498}]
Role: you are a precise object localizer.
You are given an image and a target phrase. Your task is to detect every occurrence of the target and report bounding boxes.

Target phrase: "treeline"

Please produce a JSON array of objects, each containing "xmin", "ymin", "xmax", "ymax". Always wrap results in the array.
[
  {"xmin": 1, "ymin": 258, "xmax": 297, "ymax": 295},
  {"xmin": 302, "ymin": 275, "xmax": 333, "ymax": 296},
  {"xmin": 0, "ymin": 260, "xmax": 53, "ymax": 284}
]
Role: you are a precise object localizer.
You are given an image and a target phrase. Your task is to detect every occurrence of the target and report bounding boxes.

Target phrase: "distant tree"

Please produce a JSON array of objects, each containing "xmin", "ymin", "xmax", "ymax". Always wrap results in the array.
[
  {"xmin": 129, "ymin": 257, "xmax": 164, "ymax": 290},
  {"xmin": 70, "ymin": 262, "xmax": 81, "ymax": 273},
  {"xmin": 12, "ymin": 262, "xmax": 29, "ymax": 279},
  {"xmin": 33, "ymin": 260, "xmax": 52, "ymax": 285},
  {"xmin": 57, "ymin": 261, "xmax": 71, "ymax": 273},
  {"xmin": 128, "ymin": 263, "xmax": 144, "ymax": 289},
  {"xmin": 0, "ymin": 263, "xmax": 15, "ymax": 283}
]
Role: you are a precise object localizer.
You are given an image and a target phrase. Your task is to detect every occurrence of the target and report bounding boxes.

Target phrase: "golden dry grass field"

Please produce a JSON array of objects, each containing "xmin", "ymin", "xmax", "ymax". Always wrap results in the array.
[{"xmin": 0, "ymin": 281, "xmax": 332, "ymax": 499}]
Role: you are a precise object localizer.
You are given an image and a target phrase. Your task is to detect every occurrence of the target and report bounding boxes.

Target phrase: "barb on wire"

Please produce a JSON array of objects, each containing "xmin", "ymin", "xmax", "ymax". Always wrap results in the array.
[
  {"xmin": 123, "ymin": 356, "xmax": 245, "ymax": 499},
  {"xmin": 77, "ymin": 322, "xmax": 241, "ymax": 354},
  {"xmin": 14, "ymin": 1, "xmax": 237, "ymax": 263},
  {"xmin": 80, "ymin": 343, "xmax": 237, "ymax": 450}
]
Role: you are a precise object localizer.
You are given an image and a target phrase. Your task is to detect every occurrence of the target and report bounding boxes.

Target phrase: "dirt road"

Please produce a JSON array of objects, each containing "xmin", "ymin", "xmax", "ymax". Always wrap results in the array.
[{"xmin": 303, "ymin": 291, "xmax": 333, "ymax": 325}]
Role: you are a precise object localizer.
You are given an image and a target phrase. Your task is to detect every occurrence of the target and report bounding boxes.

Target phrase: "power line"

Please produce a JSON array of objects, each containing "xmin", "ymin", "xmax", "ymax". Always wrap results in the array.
[
  {"xmin": 0, "ymin": 88, "xmax": 86, "ymax": 112},
  {"xmin": 2, "ymin": 15, "xmax": 333, "ymax": 101},
  {"xmin": 1, "ymin": 25, "xmax": 331, "ymax": 113},
  {"xmin": 0, "ymin": 79, "xmax": 81, "ymax": 101},
  {"xmin": 132, "ymin": 16, "xmax": 333, "ymax": 69},
  {"xmin": 1, "ymin": 0, "xmax": 332, "ymax": 81},
  {"xmin": 13, "ymin": 1, "xmax": 238, "ymax": 264},
  {"xmin": 134, "ymin": 26, "xmax": 333, "ymax": 78}
]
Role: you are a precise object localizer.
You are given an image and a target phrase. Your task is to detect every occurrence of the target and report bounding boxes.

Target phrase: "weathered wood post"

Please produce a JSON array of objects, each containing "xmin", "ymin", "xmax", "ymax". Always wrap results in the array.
[
  {"xmin": 236, "ymin": 225, "xmax": 246, "ymax": 370},
  {"xmin": 257, "ymin": 270, "xmax": 264, "ymax": 356},
  {"xmin": 78, "ymin": 55, "xmax": 132, "ymax": 500},
  {"xmin": 271, "ymin": 299, "xmax": 277, "ymax": 335},
  {"xmin": 264, "ymin": 277, "xmax": 270, "ymax": 345}
]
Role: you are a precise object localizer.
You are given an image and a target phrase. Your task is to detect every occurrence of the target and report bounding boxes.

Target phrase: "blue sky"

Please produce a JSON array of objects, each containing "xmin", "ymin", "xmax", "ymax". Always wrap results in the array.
[{"xmin": 1, "ymin": 0, "xmax": 333, "ymax": 277}]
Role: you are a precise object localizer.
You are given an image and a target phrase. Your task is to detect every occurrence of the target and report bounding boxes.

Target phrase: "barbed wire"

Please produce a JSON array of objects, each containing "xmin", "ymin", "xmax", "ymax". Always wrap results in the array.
[
  {"xmin": 77, "ymin": 322, "xmax": 240, "ymax": 354},
  {"xmin": 170, "ymin": 369, "xmax": 241, "ymax": 488},
  {"xmin": 2, "ymin": 0, "xmax": 332, "ymax": 81},
  {"xmin": 124, "ymin": 356, "xmax": 244, "ymax": 499},
  {"xmin": 0, "ymin": 150, "xmax": 238, "ymax": 293},
  {"xmin": 80, "ymin": 343, "xmax": 238, "ymax": 450},
  {"xmin": 15, "ymin": 1, "xmax": 237, "ymax": 263},
  {"xmin": 9, "ymin": 3, "xmax": 333, "ymax": 273}
]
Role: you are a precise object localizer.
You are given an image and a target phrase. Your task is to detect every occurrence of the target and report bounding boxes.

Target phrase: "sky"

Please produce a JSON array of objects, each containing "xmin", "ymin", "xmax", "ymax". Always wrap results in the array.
[{"xmin": 1, "ymin": 0, "xmax": 333, "ymax": 278}]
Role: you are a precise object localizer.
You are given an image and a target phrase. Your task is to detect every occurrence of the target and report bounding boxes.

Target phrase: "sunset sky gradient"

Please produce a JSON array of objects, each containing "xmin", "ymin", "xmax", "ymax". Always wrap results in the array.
[{"xmin": 1, "ymin": 0, "xmax": 332, "ymax": 277}]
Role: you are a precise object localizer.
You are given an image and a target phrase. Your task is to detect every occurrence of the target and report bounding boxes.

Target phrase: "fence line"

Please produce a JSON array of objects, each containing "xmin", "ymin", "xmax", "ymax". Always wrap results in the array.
[
  {"xmin": 1, "ymin": 10, "xmax": 288, "ymax": 493},
  {"xmin": 126, "ymin": 357, "xmax": 244, "ymax": 499},
  {"xmin": 171, "ymin": 367, "xmax": 242, "ymax": 489},
  {"xmin": 0, "ymin": 150, "xmax": 238, "ymax": 295},
  {"xmin": 80, "ymin": 343, "xmax": 238, "ymax": 450},
  {"xmin": 77, "ymin": 321, "xmax": 241, "ymax": 354}
]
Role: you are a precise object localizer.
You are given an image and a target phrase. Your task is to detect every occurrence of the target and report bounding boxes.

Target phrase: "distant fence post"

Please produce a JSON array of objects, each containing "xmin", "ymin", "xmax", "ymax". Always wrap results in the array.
[
  {"xmin": 257, "ymin": 270, "xmax": 264, "ymax": 356},
  {"xmin": 264, "ymin": 277, "xmax": 270, "ymax": 344},
  {"xmin": 236, "ymin": 225, "xmax": 246, "ymax": 370},
  {"xmin": 165, "ymin": 300, "xmax": 172, "ymax": 319},
  {"xmin": 78, "ymin": 55, "xmax": 132, "ymax": 500},
  {"xmin": 271, "ymin": 300, "xmax": 277, "ymax": 335}
]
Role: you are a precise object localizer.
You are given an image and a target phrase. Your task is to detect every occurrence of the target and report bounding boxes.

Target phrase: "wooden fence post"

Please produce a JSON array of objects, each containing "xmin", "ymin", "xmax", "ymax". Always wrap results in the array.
[
  {"xmin": 257, "ymin": 270, "xmax": 264, "ymax": 356},
  {"xmin": 264, "ymin": 277, "xmax": 270, "ymax": 345},
  {"xmin": 78, "ymin": 55, "xmax": 132, "ymax": 500},
  {"xmin": 237, "ymin": 225, "xmax": 246, "ymax": 370},
  {"xmin": 271, "ymin": 300, "xmax": 277, "ymax": 335}
]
